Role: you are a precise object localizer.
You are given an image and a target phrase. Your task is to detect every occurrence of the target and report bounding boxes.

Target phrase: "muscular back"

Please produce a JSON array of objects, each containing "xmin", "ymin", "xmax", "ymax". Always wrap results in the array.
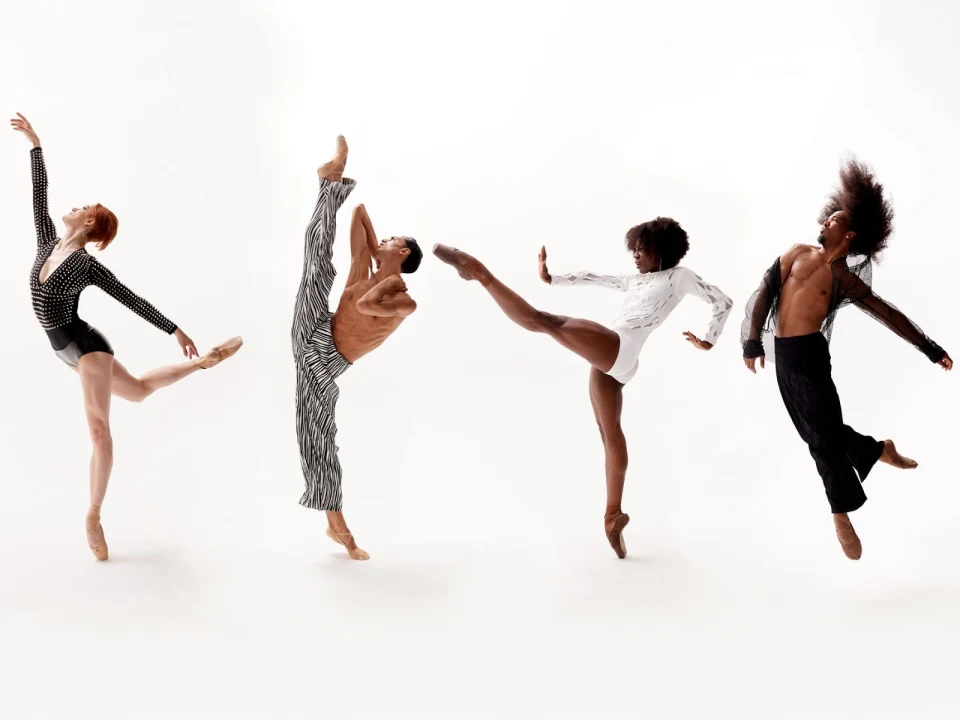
[
  {"xmin": 332, "ymin": 278, "xmax": 407, "ymax": 363},
  {"xmin": 776, "ymin": 244, "xmax": 836, "ymax": 338}
]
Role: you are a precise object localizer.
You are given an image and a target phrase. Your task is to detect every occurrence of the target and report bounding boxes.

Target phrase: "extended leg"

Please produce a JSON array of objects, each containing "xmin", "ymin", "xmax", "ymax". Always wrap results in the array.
[
  {"xmin": 292, "ymin": 138, "xmax": 355, "ymax": 353},
  {"xmin": 107, "ymin": 338, "xmax": 243, "ymax": 403},
  {"xmin": 433, "ymin": 245, "xmax": 620, "ymax": 371},
  {"xmin": 78, "ymin": 352, "xmax": 115, "ymax": 561},
  {"xmin": 589, "ymin": 367, "xmax": 630, "ymax": 559}
]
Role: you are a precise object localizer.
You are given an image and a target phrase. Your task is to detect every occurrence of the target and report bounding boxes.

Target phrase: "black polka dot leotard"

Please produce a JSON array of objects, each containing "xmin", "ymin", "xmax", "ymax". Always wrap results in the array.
[{"xmin": 28, "ymin": 147, "xmax": 177, "ymax": 367}]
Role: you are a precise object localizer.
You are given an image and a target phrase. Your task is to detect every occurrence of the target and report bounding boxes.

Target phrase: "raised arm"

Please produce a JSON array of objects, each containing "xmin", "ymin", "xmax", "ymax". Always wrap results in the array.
[
  {"xmin": 539, "ymin": 246, "xmax": 629, "ymax": 291},
  {"xmin": 676, "ymin": 267, "xmax": 734, "ymax": 347},
  {"xmin": 837, "ymin": 264, "xmax": 950, "ymax": 366},
  {"xmin": 356, "ymin": 274, "xmax": 417, "ymax": 318},
  {"xmin": 88, "ymin": 258, "xmax": 178, "ymax": 334},
  {"xmin": 10, "ymin": 114, "xmax": 56, "ymax": 245},
  {"xmin": 345, "ymin": 203, "xmax": 379, "ymax": 286}
]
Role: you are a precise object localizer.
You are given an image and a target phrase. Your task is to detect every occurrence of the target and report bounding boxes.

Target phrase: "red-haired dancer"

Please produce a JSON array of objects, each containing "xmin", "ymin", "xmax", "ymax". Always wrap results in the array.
[{"xmin": 11, "ymin": 114, "xmax": 243, "ymax": 561}]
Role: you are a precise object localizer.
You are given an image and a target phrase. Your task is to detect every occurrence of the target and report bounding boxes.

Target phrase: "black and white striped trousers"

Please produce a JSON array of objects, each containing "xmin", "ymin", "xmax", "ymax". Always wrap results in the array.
[{"xmin": 292, "ymin": 177, "xmax": 355, "ymax": 512}]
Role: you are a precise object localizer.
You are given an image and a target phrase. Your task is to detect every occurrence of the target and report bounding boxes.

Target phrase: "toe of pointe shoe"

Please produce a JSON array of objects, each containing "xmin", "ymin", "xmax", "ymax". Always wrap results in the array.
[
  {"xmin": 349, "ymin": 548, "xmax": 370, "ymax": 561},
  {"xmin": 604, "ymin": 512, "xmax": 630, "ymax": 559}
]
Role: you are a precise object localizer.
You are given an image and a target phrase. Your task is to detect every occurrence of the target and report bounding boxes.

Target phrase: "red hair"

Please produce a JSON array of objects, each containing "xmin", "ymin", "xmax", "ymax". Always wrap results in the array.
[{"xmin": 89, "ymin": 204, "xmax": 119, "ymax": 250}]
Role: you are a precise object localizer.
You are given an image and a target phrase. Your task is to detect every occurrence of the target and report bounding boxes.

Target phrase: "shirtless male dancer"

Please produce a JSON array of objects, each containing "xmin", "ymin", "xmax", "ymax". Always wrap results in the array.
[
  {"xmin": 292, "ymin": 136, "xmax": 422, "ymax": 560},
  {"xmin": 742, "ymin": 159, "xmax": 952, "ymax": 560},
  {"xmin": 434, "ymin": 218, "xmax": 733, "ymax": 559}
]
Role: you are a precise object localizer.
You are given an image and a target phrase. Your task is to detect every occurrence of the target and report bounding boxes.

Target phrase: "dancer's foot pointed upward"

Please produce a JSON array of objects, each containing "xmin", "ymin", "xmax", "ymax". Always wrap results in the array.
[
  {"xmin": 318, "ymin": 135, "xmax": 349, "ymax": 183},
  {"xmin": 432, "ymin": 244, "xmax": 493, "ymax": 285}
]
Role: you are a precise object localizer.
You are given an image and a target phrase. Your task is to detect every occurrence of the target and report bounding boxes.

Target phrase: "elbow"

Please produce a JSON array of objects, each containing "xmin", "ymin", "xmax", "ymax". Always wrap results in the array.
[
  {"xmin": 399, "ymin": 299, "xmax": 418, "ymax": 317},
  {"xmin": 352, "ymin": 204, "xmax": 366, "ymax": 219},
  {"xmin": 355, "ymin": 298, "xmax": 373, "ymax": 315}
]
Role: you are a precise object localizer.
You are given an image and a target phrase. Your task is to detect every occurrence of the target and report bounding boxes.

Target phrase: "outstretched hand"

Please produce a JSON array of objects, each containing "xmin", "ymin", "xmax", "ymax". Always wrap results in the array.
[
  {"xmin": 744, "ymin": 355, "xmax": 766, "ymax": 373},
  {"xmin": 939, "ymin": 353, "xmax": 953, "ymax": 371},
  {"xmin": 539, "ymin": 246, "xmax": 551, "ymax": 284},
  {"xmin": 683, "ymin": 331, "xmax": 713, "ymax": 351},
  {"xmin": 174, "ymin": 328, "xmax": 199, "ymax": 359},
  {"xmin": 10, "ymin": 113, "xmax": 40, "ymax": 147}
]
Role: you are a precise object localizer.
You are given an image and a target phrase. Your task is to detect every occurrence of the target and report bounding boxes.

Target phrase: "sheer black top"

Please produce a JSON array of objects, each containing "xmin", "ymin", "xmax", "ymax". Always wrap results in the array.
[{"xmin": 741, "ymin": 253, "xmax": 945, "ymax": 363}]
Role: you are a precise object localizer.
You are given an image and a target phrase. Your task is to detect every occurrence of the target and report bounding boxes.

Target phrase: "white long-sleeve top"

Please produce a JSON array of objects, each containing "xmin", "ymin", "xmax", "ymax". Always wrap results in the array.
[{"xmin": 551, "ymin": 266, "xmax": 734, "ymax": 345}]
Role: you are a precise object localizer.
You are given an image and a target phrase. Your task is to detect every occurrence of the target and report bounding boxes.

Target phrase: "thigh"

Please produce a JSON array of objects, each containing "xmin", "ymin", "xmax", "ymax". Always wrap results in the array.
[
  {"xmin": 547, "ymin": 315, "xmax": 621, "ymax": 373},
  {"xmin": 589, "ymin": 366, "xmax": 624, "ymax": 435},
  {"xmin": 77, "ymin": 352, "xmax": 115, "ymax": 425},
  {"xmin": 109, "ymin": 359, "xmax": 146, "ymax": 403}
]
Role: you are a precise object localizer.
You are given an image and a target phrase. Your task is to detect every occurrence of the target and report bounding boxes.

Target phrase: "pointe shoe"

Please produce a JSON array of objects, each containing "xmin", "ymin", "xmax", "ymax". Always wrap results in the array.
[
  {"xmin": 604, "ymin": 511, "xmax": 630, "ymax": 559},
  {"xmin": 195, "ymin": 336, "xmax": 243, "ymax": 369},
  {"xmin": 317, "ymin": 135, "xmax": 349, "ymax": 182},
  {"xmin": 432, "ymin": 244, "xmax": 492, "ymax": 284},
  {"xmin": 879, "ymin": 439, "xmax": 918, "ymax": 469},
  {"xmin": 86, "ymin": 515, "xmax": 109, "ymax": 561},
  {"xmin": 834, "ymin": 514, "xmax": 862, "ymax": 560},
  {"xmin": 326, "ymin": 527, "xmax": 370, "ymax": 561}
]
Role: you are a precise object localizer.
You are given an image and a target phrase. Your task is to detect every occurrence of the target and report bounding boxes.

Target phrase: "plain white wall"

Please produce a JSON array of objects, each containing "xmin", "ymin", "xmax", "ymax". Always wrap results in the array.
[{"xmin": 2, "ymin": 1, "xmax": 959, "ymax": 717}]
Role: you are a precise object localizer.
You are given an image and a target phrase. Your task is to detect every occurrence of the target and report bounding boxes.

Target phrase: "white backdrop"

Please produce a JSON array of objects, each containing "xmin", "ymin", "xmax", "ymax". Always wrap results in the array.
[{"xmin": 2, "ymin": 1, "xmax": 959, "ymax": 718}]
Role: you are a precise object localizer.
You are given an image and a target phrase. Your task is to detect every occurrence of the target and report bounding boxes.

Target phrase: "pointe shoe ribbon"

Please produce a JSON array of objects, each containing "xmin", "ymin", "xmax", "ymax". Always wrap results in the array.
[
  {"xmin": 325, "ymin": 528, "xmax": 370, "ymax": 561},
  {"xmin": 195, "ymin": 336, "xmax": 243, "ymax": 369}
]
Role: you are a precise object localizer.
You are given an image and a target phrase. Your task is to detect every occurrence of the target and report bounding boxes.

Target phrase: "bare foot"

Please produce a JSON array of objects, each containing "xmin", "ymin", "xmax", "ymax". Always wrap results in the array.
[
  {"xmin": 85, "ymin": 512, "xmax": 109, "ymax": 561},
  {"xmin": 833, "ymin": 513, "xmax": 861, "ymax": 560},
  {"xmin": 432, "ymin": 244, "xmax": 493, "ymax": 285},
  {"xmin": 317, "ymin": 135, "xmax": 348, "ymax": 182},
  {"xmin": 326, "ymin": 527, "xmax": 370, "ymax": 561},
  {"xmin": 603, "ymin": 510, "xmax": 630, "ymax": 559},
  {"xmin": 879, "ymin": 439, "xmax": 918, "ymax": 469}
]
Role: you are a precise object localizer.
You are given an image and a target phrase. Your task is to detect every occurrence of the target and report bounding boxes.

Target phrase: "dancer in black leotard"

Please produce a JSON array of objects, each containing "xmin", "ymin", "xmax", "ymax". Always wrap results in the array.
[{"xmin": 12, "ymin": 113, "xmax": 244, "ymax": 561}]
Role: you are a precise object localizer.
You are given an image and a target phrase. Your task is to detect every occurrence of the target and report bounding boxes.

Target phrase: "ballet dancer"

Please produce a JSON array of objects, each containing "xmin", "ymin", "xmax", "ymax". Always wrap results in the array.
[
  {"xmin": 292, "ymin": 136, "xmax": 422, "ymax": 561},
  {"xmin": 434, "ymin": 217, "xmax": 733, "ymax": 559},
  {"xmin": 741, "ymin": 159, "xmax": 952, "ymax": 560},
  {"xmin": 12, "ymin": 113, "xmax": 243, "ymax": 561}
]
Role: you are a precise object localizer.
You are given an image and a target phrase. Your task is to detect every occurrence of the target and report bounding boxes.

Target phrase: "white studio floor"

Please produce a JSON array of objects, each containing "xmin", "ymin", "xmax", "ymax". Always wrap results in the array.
[{"xmin": 2, "ymin": 441, "xmax": 959, "ymax": 720}]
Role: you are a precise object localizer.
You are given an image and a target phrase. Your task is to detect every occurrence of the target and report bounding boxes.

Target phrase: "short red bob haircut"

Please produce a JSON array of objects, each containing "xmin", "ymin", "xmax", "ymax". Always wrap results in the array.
[{"xmin": 89, "ymin": 204, "xmax": 119, "ymax": 250}]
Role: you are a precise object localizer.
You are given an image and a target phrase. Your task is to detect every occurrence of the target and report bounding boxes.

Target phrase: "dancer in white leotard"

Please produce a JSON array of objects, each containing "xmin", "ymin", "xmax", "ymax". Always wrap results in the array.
[{"xmin": 434, "ymin": 217, "xmax": 733, "ymax": 558}]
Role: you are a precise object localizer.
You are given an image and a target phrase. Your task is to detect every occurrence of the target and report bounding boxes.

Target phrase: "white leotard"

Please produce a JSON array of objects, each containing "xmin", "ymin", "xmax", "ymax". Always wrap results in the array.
[{"xmin": 551, "ymin": 265, "xmax": 733, "ymax": 383}]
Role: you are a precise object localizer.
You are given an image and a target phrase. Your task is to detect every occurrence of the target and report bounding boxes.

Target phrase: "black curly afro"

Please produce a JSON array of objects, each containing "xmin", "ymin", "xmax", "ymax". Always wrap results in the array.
[
  {"xmin": 625, "ymin": 217, "xmax": 690, "ymax": 269},
  {"xmin": 818, "ymin": 159, "xmax": 894, "ymax": 261}
]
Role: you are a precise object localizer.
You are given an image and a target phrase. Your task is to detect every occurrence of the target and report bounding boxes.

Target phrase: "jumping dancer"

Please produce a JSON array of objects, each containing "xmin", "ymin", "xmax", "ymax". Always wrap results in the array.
[
  {"xmin": 741, "ymin": 159, "xmax": 952, "ymax": 560},
  {"xmin": 434, "ymin": 218, "xmax": 733, "ymax": 558},
  {"xmin": 12, "ymin": 113, "xmax": 243, "ymax": 561},
  {"xmin": 292, "ymin": 136, "xmax": 422, "ymax": 561}
]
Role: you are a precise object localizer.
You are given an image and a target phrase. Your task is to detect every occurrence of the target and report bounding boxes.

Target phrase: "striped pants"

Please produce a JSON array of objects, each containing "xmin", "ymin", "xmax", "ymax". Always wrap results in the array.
[{"xmin": 292, "ymin": 177, "xmax": 355, "ymax": 511}]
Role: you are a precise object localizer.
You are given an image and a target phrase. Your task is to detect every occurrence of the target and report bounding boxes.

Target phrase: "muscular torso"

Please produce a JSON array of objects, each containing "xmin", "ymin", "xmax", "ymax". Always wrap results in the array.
[
  {"xmin": 332, "ymin": 278, "xmax": 406, "ymax": 363},
  {"xmin": 776, "ymin": 245, "xmax": 835, "ymax": 338}
]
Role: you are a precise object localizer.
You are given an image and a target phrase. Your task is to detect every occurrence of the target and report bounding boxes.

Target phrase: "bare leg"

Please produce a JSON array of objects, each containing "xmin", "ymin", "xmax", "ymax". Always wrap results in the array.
[
  {"xmin": 325, "ymin": 511, "xmax": 370, "ymax": 561},
  {"xmin": 589, "ymin": 368, "xmax": 631, "ymax": 558},
  {"xmin": 109, "ymin": 358, "xmax": 199, "ymax": 403},
  {"xmin": 433, "ymin": 245, "xmax": 620, "ymax": 372},
  {"xmin": 78, "ymin": 352, "xmax": 115, "ymax": 561}
]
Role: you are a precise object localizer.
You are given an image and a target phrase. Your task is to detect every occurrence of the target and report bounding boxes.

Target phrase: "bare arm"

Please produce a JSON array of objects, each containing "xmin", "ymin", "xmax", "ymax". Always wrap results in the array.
[
  {"xmin": 345, "ymin": 204, "xmax": 380, "ymax": 286},
  {"xmin": 356, "ymin": 275, "xmax": 418, "ymax": 317}
]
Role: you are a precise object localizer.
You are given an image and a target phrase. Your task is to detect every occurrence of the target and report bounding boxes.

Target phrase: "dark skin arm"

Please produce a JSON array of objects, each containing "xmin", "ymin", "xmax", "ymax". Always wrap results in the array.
[{"xmin": 356, "ymin": 274, "xmax": 417, "ymax": 317}]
